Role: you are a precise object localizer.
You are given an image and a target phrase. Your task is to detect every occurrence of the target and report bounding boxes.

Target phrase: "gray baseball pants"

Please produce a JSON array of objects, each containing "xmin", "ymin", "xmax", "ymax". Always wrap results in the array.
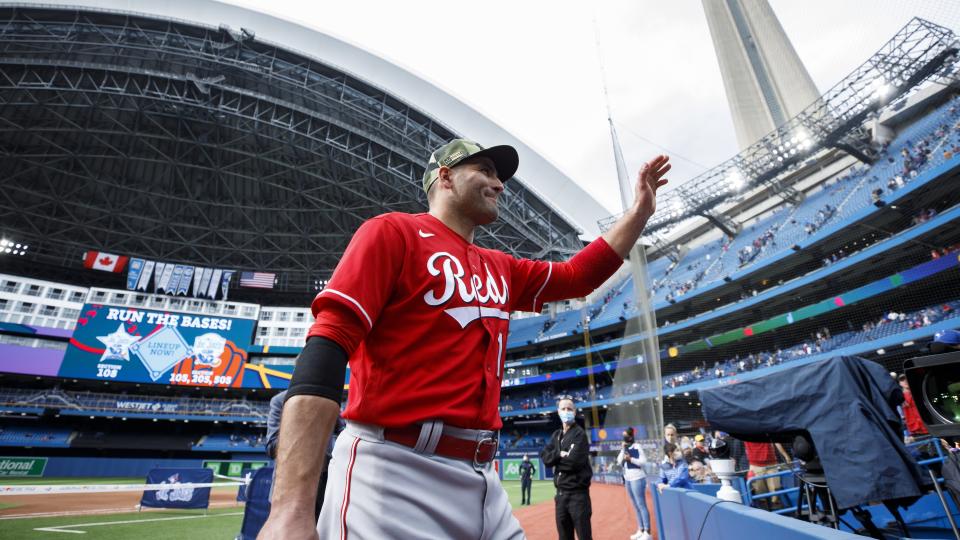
[{"xmin": 316, "ymin": 420, "xmax": 526, "ymax": 540}]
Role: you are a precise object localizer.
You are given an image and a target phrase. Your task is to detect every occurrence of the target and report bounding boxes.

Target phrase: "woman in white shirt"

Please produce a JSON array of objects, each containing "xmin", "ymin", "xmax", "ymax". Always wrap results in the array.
[{"xmin": 617, "ymin": 427, "xmax": 651, "ymax": 540}]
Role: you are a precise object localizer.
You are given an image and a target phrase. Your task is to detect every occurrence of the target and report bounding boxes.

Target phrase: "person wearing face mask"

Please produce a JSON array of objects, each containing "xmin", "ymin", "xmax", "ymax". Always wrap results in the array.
[
  {"xmin": 541, "ymin": 396, "xmax": 593, "ymax": 540},
  {"xmin": 617, "ymin": 427, "xmax": 651, "ymax": 540},
  {"xmin": 658, "ymin": 442, "xmax": 693, "ymax": 493},
  {"xmin": 519, "ymin": 454, "xmax": 536, "ymax": 505}
]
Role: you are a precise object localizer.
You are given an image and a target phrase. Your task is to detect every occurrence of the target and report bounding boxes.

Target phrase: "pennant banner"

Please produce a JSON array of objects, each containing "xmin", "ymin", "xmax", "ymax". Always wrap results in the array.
[
  {"xmin": 192, "ymin": 267, "xmax": 205, "ymax": 298},
  {"xmin": 137, "ymin": 261, "xmax": 155, "ymax": 291},
  {"xmin": 126, "ymin": 259, "xmax": 144, "ymax": 291},
  {"xmin": 90, "ymin": 255, "xmax": 238, "ymax": 300},
  {"xmin": 220, "ymin": 271, "xmax": 235, "ymax": 301},
  {"xmin": 153, "ymin": 263, "xmax": 168, "ymax": 291},
  {"xmin": 177, "ymin": 266, "xmax": 194, "ymax": 296},
  {"xmin": 198, "ymin": 268, "xmax": 213, "ymax": 299},
  {"xmin": 158, "ymin": 264, "xmax": 176, "ymax": 294},
  {"xmin": 164, "ymin": 265, "xmax": 183, "ymax": 295},
  {"xmin": 208, "ymin": 269, "xmax": 223, "ymax": 300}
]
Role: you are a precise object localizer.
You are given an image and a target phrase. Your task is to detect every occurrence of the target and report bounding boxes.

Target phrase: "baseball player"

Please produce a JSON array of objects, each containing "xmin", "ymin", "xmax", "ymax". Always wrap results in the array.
[{"xmin": 258, "ymin": 139, "xmax": 669, "ymax": 539}]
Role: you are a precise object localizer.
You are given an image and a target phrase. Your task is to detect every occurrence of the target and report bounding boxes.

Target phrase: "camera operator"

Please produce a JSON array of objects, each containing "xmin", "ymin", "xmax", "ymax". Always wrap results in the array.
[
  {"xmin": 931, "ymin": 329, "xmax": 960, "ymax": 353},
  {"xmin": 617, "ymin": 427, "xmax": 651, "ymax": 540}
]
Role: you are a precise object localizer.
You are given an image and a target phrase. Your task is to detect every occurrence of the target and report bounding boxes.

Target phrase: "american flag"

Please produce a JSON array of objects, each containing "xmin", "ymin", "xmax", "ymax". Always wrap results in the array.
[{"xmin": 239, "ymin": 271, "xmax": 275, "ymax": 289}]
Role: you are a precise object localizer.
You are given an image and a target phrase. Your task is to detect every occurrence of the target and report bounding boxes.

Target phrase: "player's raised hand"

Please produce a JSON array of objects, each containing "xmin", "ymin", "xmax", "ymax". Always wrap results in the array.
[
  {"xmin": 634, "ymin": 155, "xmax": 670, "ymax": 222},
  {"xmin": 596, "ymin": 155, "xmax": 672, "ymax": 257}
]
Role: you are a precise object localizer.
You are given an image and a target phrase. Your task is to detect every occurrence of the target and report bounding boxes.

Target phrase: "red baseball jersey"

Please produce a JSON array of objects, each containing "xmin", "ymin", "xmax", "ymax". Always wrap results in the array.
[{"xmin": 310, "ymin": 212, "xmax": 623, "ymax": 431}]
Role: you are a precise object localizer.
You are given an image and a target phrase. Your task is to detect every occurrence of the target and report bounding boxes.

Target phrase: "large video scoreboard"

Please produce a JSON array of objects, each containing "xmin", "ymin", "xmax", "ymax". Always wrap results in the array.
[{"xmin": 60, "ymin": 304, "xmax": 256, "ymax": 388}]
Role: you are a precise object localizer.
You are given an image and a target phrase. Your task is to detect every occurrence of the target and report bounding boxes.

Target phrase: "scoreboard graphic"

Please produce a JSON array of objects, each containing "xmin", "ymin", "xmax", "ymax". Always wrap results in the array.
[{"xmin": 60, "ymin": 304, "xmax": 256, "ymax": 388}]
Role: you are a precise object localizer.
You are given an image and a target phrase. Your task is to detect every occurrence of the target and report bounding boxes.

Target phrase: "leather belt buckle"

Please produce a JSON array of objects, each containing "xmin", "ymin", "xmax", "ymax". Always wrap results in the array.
[{"xmin": 473, "ymin": 436, "xmax": 498, "ymax": 470}]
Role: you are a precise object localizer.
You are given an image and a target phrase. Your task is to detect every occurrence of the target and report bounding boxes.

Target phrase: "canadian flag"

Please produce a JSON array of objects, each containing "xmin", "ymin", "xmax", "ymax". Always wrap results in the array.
[{"xmin": 83, "ymin": 251, "xmax": 129, "ymax": 273}]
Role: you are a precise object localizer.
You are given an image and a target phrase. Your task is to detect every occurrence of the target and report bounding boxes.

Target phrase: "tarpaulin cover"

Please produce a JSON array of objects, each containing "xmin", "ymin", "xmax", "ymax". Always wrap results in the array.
[
  {"xmin": 700, "ymin": 356, "xmax": 925, "ymax": 509},
  {"xmin": 238, "ymin": 466, "xmax": 274, "ymax": 540},
  {"xmin": 140, "ymin": 467, "xmax": 213, "ymax": 509}
]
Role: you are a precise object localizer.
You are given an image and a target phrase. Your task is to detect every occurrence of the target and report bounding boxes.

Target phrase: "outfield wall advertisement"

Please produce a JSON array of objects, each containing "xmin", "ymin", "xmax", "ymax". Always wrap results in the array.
[
  {"xmin": 0, "ymin": 457, "xmax": 47, "ymax": 477},
  {"xmin": 60, "ymin": 304, "xmax": 255, "ymax": 388}
]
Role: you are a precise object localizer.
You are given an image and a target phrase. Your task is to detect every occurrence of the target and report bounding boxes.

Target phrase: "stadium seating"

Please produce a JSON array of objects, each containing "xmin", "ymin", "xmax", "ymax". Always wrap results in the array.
[
  {"xmin": 193, "ymin": 432, "xmax": 266, "ymax": 453},
  {"xmin": 0, "ymin": 426, "xmax": 72, "ymax": 447},
  {"xmin": 502, "ymin": 298, "xmax": 960, "ymax": 416},
  {"xmin": 503, "ymin": 96, "xmax": 960, "ymax": 345},
  {"xmin": 0, "ymin": 388, "xmax": 270, "ymax": 421}
]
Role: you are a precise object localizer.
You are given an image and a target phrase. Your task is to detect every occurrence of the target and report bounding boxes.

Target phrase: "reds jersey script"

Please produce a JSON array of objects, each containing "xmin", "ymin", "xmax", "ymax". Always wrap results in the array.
[{"xmin": 312, "ymin": 212, "xmax": 563, "ymax": 431}]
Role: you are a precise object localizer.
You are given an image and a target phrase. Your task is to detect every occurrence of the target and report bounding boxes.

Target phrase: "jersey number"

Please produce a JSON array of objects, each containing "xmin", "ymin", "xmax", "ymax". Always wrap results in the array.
[{"xmin": 496, "ymin": 332, "xmax": 504, "ymax": 379}]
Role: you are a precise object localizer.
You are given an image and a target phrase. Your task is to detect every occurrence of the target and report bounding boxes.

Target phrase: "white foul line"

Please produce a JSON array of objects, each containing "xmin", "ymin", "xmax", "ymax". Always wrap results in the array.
[
  {"xmin": 0, "ymin": 481, "xmax": 244, "ymax": 496},
  {"xmin": 0, "ymin": 500, "xmax": 239, "ymax": 520},
  {"xmin": 33, "ymin": 511, "xmax": 243, "ymax": 534}
]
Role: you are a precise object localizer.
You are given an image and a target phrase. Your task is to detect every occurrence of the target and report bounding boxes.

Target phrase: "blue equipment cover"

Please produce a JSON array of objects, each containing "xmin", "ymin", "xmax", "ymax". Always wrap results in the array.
[
  {"xmin": 140, "ymin": 467, "xmax": 213, "ymax": 509},
  {"xmin": 700, "ymin": 356, "xmax": 925, "ymax": 509},
  {"xmin": 238, "ymin": 466, "xmax": 274, "ymax": 540},
  {"xmin": 237, "ymin": 466, "xmax": 255, "ymax": 502}
]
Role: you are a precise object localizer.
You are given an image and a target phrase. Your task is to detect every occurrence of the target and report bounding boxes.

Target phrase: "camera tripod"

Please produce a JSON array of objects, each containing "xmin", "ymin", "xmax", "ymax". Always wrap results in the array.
[{"xmin": 795, "ymin": 462, "xmax": 909, "ymax": 540}]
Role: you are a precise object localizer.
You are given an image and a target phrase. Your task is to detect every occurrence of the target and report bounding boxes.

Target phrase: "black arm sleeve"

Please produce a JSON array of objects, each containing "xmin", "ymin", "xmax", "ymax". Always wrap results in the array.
[{"xmin": 284, "ymin": 336, "xmax": 348, "ymax": 405}]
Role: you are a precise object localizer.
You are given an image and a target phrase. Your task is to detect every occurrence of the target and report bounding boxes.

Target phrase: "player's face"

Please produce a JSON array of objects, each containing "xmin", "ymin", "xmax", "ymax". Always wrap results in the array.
[{"xmin": 449, "ymin": 156, "xmax": 503, "ymax": 225}]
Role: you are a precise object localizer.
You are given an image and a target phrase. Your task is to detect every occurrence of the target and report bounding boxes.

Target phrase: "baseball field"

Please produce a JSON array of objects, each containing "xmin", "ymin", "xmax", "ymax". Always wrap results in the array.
[
  {"xmin": 1, "ymin": 478, "xmax": 647, "ymax": 539},
  {"xmin": 0, "ymin": 476, "xmax": 245, "ymax": 539},
  {"xmin": 0, "ymin": 478, "xmax": 566, "ymax": 539}
]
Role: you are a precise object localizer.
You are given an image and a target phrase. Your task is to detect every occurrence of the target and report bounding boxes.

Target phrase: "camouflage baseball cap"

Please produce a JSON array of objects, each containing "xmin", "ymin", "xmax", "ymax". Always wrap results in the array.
[{"xmin": 422, "ymin": 139, "xmax": 519, "ymax": 193}]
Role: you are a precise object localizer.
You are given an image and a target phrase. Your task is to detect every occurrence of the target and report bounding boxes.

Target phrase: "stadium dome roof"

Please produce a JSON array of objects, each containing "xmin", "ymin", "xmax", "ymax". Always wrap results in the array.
[{"xmin": 0, "ymin": 0, "xmax": 608, "ymax": 295}]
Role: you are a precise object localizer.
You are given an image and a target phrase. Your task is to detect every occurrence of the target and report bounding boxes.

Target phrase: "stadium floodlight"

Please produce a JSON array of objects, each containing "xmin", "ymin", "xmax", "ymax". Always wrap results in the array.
[
  {"xmin": 726, "ymin": 169, "xmax": 746, "ymax": 191},
  {"xmin": 792, "ymin": 128, "xmax": 813, "ymax": 151},
  {"xmin": 0, "ymin": 237, "xmax": 28, "ymax": 256},
  {"xmin": 871, "ymin": 78, "xmax": 893, "ymax": 101},
  {"xmin": 666, "ymin": 197, "xmax": 686, "ymax": 219}
]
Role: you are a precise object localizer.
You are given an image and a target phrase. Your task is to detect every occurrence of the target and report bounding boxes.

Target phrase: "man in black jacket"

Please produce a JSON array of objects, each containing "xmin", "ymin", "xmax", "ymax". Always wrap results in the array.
[{"xmin": 541, "ymin": 396, "xmax": 592, "ymax": 540}]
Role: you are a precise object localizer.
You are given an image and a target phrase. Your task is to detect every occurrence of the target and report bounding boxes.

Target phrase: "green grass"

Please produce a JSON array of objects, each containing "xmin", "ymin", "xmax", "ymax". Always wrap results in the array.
[
  {"xmin": 0, "ymin": 479, "xmax": 547, "ymax": 539},
  {"xmin": 501, "ymin": 479, "xmax": 555, "ymax": 508},
  {"xmin": 0, "ymin": 477, "xmax": 144, "ymax": 485},
  {"xmin": 0, "ymin": 506, "xmax": 244, "ymax": 540}
]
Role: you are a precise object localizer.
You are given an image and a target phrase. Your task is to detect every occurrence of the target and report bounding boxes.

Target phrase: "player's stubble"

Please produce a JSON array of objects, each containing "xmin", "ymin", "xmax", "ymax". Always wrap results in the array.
[{"xmin": 448, "ymin": 159, "xmax": 503, "ymax": 226}]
